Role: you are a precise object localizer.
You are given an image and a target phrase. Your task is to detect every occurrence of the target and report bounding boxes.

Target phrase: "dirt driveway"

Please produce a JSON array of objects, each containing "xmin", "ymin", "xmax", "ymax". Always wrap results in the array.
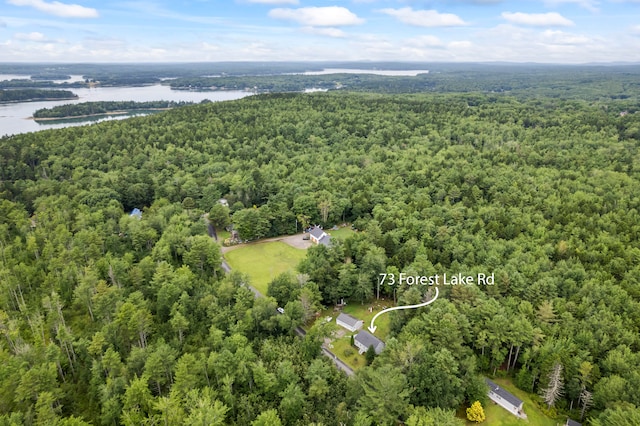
[{"xmin": 221, "ymin": 232, "xmax": 313, "ymax": 254}]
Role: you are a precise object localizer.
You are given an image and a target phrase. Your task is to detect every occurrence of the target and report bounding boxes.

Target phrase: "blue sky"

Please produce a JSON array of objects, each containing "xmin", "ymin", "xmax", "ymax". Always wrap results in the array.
[{"xmin": 1, "ymin": 0, "xmax": 640, "ymax": 63}]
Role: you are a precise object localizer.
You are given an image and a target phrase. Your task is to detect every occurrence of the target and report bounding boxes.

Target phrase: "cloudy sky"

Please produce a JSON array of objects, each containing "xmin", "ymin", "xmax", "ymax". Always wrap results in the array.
[{"xmin": 1, "ymin": 0, "xmax": 640, "ymax": 63}]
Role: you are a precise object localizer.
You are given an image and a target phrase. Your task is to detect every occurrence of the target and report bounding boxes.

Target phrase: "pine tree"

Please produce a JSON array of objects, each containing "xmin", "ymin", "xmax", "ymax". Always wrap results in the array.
[
  {"xmin": 365, "ymin": 345, "xmax": 376, "ymax": 365},
  {"xmin": 466, "ymin": 401, "xmax": 485, "ymax": 423},
  {"xmin": 541, "ymin": 361, "xmax": 564, "ymax": 409}
]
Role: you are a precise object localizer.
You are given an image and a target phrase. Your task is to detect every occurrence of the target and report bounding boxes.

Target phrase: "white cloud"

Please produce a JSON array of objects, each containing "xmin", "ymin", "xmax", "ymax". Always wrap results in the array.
[
  {"xmin": 501, "ymin": 12, "xmax": 574, "ymax": 27},
  {"xmin": 543, "ymin": 0, "xmax": 599, "ymax": 12},
  {"xmin": 302, "ymin": 26, "xmax": 346, "ymax": 38},
  {"xmin": 541, "ymin": 29, "xmax": 590, "ymax": 44},
  {"xmin": 245, "ymin": 0, "xmax": 298, "ymax": 4},
  {"xmin": 379, "ymin": 7, "xmax": 467, "ymax": 27},
  {"xmin": 448, "ymin": 40, "xmax": 473, "ymax": 49},
  {"xmin": 14, "ymin": 31, "xmax": 47, "ymax": 41},
  {"xmin": 7, "ymin": 0, "xmax": 99, "ymax": 18},
  {"xmin": 268, "ymin": 6, "xmax": 364, "ymax": 27},
  {"xmin": 406, "ymin": 35, "xmax": 444, "ymax": 48}
]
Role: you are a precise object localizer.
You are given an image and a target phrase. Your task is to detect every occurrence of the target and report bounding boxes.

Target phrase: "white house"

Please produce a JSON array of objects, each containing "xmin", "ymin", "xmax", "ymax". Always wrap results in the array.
[
  {"xmin": 485, "ymin": 378, "xmax": 525, "ymax": 418},
  {"xmin": 336, "ymin": 313, "xmax": 363, "ymax": 332},
  {"xmin": 309, "ymin": 226, "xmax": 330, "ymax": 246},
  {"xmin": 354, "ymin": 330, "xmax": 385, "ymax": 355}
]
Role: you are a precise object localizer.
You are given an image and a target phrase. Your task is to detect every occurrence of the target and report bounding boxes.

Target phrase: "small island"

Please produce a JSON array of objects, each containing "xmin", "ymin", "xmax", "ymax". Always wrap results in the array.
[
  {"xmin": 33, "ymin": 100, "xmax": 193, "ymax": 120},
  {"xmin": 0, "ymin": 88, "xmax": 78, "ymax": 104}
]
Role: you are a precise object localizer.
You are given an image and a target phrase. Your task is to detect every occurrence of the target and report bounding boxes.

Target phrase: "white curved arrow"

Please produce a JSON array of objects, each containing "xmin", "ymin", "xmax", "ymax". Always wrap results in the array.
[{"xmin": 368, "ymin": 286, "xmax": 439, "ymax": 333}]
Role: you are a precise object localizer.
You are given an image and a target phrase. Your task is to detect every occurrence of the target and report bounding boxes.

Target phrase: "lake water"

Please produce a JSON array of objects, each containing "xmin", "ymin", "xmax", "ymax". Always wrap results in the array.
[
  {"xmin": 302, "ymin": 68, "xmax": 430, "ymax": 76},
  {"xmin": 0, "ymin": 82, "xmax": 252, "ymax": 136}
]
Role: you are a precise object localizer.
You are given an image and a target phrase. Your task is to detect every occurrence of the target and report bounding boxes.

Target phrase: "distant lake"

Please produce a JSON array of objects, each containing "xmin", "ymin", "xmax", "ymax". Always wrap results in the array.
[
  {"xmin": 0, "ymin": 82, "xmax": 252, "ymax": 136},
  {"xmin": 301, "ymin": 68, "xmax": 430, "ymax": 76}
]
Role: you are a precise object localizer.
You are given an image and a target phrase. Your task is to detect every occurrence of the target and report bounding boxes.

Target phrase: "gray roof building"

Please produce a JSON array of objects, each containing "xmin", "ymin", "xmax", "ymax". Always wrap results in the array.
[
  {"xmin": 354, "ymin": 330, "xmax": 385, "ymax": 355},
  {"xmin": 485, "ymin": 378, "xmax": 525, "ymax": 418},
  {"xmin": 566, "ymin": 419, "xmax": 582, "ymax": 426},
  {"xmin": 336, "ymin": 313, "xmax": 363, "ymax": 332},
  {"xmin": 309, "ymin": 226, "xmax": 331, "ymax": 246}
]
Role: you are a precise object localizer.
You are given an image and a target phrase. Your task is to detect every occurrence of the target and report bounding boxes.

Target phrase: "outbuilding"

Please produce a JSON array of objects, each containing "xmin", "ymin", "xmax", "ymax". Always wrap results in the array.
[{"xmin": 336, "ymin": 313, "xmax": 363, "ymax": 332}]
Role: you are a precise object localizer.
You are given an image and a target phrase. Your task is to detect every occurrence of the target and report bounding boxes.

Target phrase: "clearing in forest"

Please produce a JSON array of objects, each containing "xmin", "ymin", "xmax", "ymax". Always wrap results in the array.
[{"xmin": 224, "ymin": 241, "xmax": 307, "ymax": 296}]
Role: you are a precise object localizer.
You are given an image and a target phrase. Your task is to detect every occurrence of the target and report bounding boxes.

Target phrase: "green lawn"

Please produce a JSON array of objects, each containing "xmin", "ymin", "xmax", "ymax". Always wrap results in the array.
[
  {"xmin": 216, "ymin": 227, "xmax": 231, "ymax": 243},
  {"xmin": 224, "ymin": 241, "xmax": 307, "ymax": 296},
  {"xmin": 467, "ymin": 378, "xmax": 557, "ymax": 426},
  {"xmin": 329, "ymin": 336, "xmax": 366, "ymax": 371},
  {"xmin": 327, "ymin": 226, "xmax": 356, "ymax": 240},
  {"xmin": 341, "ymin": 300, "xmax": 392, "ymax": 340}
]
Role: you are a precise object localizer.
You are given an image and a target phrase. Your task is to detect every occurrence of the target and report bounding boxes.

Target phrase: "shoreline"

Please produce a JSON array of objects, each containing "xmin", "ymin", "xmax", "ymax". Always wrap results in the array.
[
  {"xmin": 32, "ymin": 107, "xmax": 172, "ymax": 121},
  {"xmin": 0, "ymin": 96, "xmax": 78, "ymax": 105}
]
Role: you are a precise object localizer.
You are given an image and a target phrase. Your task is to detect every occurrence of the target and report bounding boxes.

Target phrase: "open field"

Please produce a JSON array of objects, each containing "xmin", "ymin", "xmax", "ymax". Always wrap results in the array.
[{"xmin": 224, "ymin": 241, "xmax": 307, "ymax": 296}]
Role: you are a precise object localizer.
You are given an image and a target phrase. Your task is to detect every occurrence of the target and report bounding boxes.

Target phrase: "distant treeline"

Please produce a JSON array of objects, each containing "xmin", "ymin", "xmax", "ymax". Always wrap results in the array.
[
  {"xmin": 0, "ymin": 79, "xmax": 87, "ymax": 89},
  {"xmin": 30, "ymin": 74, "xmax": 72, "ymax": 80},
  {"xmin": 169, "ymin": 74, "xmax": 347, "ymax": 93},
  {"xmin": 168, "ymin": 65, "xmax": 640, "ymax": 100},
  {"xmin": 33, "ymin": 100, "xmax": 194, "ymax": 118},
  {"xmin": 0, "ymin": 88, "xmax": 77, "ymax": 103}
]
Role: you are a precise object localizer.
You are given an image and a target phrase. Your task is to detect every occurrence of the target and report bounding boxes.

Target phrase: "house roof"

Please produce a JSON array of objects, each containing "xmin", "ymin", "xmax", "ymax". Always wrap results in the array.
[
  {"xmin": 566, "ymin": 419, "xmax": 582, "ymax": 426},
  {"xmin": 318, "ymin": 234, "xmax": 331, "ymax": 246},
  {"xmin": 337, "ymin": 313, "xmax": 361, "ymax": 327},
  {"xmin": 355, "ymin": 330, "xmax": 385, "ymax": 353},
  {"xmin": 485, "ymin": 378, "xmax": 523, "ymax": 408},
  {"xmin": 310, "ymin": 226, "xmax": 326, "ymax": 239}
]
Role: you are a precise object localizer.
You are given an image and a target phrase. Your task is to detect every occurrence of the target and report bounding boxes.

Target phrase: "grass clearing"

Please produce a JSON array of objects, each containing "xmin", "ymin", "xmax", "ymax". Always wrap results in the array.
[
  {"xmin": 463, "ymin": 377, "xmax": 557, "ymax": 426},
  {"xmin": 224, "ymin": 241, "xmax": 306, "ymax": 296},
  {"xmin": 329, "ymin": 336, "xmax": 366, "ymax": 371},
  {"xmin": 327, "ymin": 227, "xmax": 356, "ymax": 240},
  {"xmin": 341, "ymin": 299, "xmax": 392, "ymax": 340},
  {"xmin": 216, "ymin": 227, "xmax": 231, "ymax": 242}
]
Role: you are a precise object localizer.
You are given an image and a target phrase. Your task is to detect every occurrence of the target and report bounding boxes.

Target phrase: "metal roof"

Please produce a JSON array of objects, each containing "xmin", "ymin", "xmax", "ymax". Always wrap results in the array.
[
  {"xmin": 566, "ymin": 419, "xmax": 582, "ymax": 426},
  {"xmin": 337, "ymin": 313, "xmax": 361, "ymax": 327},
  {"xmin": 485, "ymin": 378, "xmax": 523, "ymax": 409}
]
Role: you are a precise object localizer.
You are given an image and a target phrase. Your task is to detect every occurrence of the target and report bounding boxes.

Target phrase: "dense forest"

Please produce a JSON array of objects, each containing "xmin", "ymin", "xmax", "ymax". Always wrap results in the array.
[
  {"xmin": 2, "ymin": 88, "xmax": 640, "ymax": 425},
  {"xmin": 0, "ymin": 89, "xmax": 77, "ymax": 103},
  {"xmin": 33, "ymin": 101, "xmax": 195, "ymax": 119}
]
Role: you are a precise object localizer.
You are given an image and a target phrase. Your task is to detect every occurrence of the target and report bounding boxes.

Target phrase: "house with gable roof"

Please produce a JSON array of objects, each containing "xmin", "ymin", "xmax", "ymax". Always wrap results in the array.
[
  {"xmin": 485, "ymin": 378, "xmax": 525, "ymax": 418},
  {"xmin": 336, "ymin": 313, "xmax": 363, "ymax": 332},
  {"xmin": 309, "ymin": 226, "xmax": 330, "ymax": 246},
  {"xmin": 354, "ymin": 330, "xmax": 385, "ymax": 355}
]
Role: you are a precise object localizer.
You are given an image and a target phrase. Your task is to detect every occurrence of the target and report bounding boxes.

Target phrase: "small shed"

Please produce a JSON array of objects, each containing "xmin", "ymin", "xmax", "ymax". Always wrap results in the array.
[
  {"xmin": 336, "ymin": 313, "xmax": 363, "ymax": 332},
  {"xmin": 354, "ymin": 330, "xmax": 385, "ymax": 355},
  {"xmin": 485, "ymin": 378, "xmax": 524, "ymax": 417},
  {"xmin": 565, "ymin": 419, "xmax": 582, "ymax": 426}
]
